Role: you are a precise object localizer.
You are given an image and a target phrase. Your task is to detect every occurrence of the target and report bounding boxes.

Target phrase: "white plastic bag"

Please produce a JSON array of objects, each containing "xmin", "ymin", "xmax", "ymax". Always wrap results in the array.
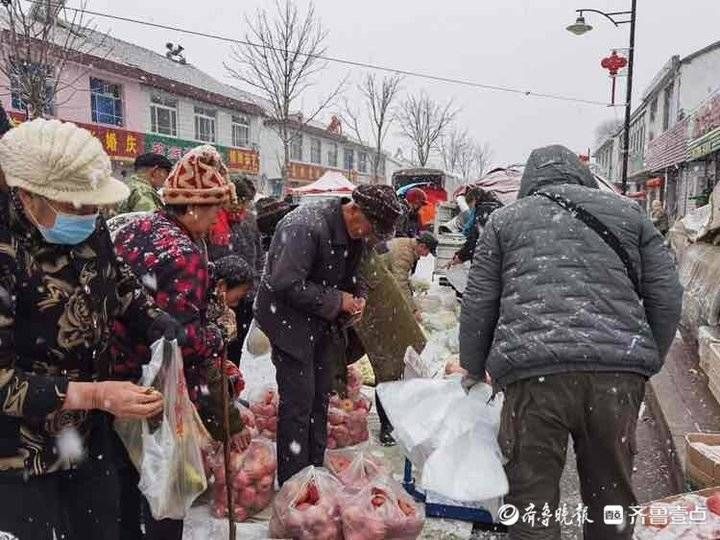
[
  {"xmin": 376, "ymin": 378, "xmax": 508, "ymax": 505},
  {"xmin": 239, "ymin": 320, "xmax": 276, "ymax": 404},
  {"xmin": 115, "ymin": 339, "xmax": 208, "ymax": 520}
]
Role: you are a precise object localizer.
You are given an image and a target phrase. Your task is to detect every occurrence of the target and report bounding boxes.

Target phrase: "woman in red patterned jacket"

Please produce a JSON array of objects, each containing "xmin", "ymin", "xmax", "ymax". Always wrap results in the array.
[{"xmin": 112, "ymin": 145, "xmax": 247, "ymax": 540}]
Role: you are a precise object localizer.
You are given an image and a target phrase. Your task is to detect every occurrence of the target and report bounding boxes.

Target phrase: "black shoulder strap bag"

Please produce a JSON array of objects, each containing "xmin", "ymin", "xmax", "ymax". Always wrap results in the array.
[{"xmin": 533, "ymin": 190, "xmax": 642, "ymax": 298}]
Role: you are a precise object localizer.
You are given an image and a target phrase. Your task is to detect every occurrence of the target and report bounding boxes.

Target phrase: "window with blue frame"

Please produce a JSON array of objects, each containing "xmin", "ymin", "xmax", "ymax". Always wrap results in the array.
[
  {"xmin": 10, "ymin": 60, "xmax": 55, "ymax": 115},
  {"xmin": 90, "ymin": 78, "xmax": 124, "ymax": 126}
]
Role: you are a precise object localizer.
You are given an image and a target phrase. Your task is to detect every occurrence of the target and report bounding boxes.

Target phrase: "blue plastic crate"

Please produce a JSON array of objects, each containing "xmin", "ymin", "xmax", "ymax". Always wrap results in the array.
[{"xmin": 402, "ymin": 459, "xmax": 507, "ymax": 532}]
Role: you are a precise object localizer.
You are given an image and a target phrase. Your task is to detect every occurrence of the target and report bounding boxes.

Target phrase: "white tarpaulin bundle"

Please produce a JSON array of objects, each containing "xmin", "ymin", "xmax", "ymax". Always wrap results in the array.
[{"xmin": 376, "ymin": 377, "xmax": 508, "ymax": 506}]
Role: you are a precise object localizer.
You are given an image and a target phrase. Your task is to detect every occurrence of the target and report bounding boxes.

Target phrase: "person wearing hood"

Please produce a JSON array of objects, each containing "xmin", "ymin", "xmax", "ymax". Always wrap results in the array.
[
  {"xmin": 650, "ymin": 199, "xmax": 670, "ymax": 236},
  {"xmin": 0, "ymin": 119, "xmax": 183, "ymax": 540},
  {"xmin": 459, "ymin": 145, "xmax": 682, "ymax": 539}
]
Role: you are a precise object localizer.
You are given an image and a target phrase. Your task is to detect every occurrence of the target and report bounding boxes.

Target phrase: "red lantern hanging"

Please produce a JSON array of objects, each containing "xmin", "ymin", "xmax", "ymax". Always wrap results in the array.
[{"xmin": 601, "ymin": 50, "xmax": 628, "ymax": 105}]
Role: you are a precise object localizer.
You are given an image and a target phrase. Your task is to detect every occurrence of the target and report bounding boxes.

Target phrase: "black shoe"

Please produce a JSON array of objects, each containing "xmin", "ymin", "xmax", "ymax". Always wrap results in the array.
[{"xmin": 379, "ymin": 428, "xmax": 396, "ymax": 447}]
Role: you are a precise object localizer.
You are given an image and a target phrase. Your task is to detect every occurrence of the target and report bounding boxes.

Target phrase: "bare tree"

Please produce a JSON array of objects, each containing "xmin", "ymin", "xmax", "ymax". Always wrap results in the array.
[
  {"xmin": 0, "ymin": 0, "xmax": 108, "ymax": 119},
  {"xmin": 342, "ymin": 73, "xmax": 402, "ymax": 183},
  {"xmin": 439, "ymin": 128, "xmax": 493, "ymax": 181},
  {"xmin": 438, "ymin": 128, "xmax": 470, "ymax": 174},
  {"xmin": 594, "ymin": 118, "xmax": 623, "ymax": 146},
  {"xmin": 471, "ymin": 141, "xmax": 493, "ymax": 179},
  {"xmin": 226, "ymin": 0, "xmax": 345, "ymax": 186},
  {"xmin": 397, "ymin": 92, "xmax": 457, "ymax": 168}
]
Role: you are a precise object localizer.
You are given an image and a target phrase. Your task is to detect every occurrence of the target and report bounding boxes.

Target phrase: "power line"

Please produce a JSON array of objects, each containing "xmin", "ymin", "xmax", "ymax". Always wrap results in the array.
[{"xmin": 33, "ymin": 1, "xmax": 610, "ymax": 107}]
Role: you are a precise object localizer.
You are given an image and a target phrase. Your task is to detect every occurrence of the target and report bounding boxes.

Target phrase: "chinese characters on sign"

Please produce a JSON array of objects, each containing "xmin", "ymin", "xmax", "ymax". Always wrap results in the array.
[
  {"xmin": 7, "ymin": 112, "xmax": 145, "ymax": 161},
  {"xmin": 289, "ymin": 162, "xmax": 358, "ymax": 183},
  {"xmin": 79, "ymin": 123, "xmax": 145, "ymax": 161},
  {"xmin": 145, "ymin": 133, "xmax": 260, "ymax": 174}
]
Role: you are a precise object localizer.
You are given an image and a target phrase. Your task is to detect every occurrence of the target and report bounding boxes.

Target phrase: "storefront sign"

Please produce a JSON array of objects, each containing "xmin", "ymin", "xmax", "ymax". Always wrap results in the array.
[
  {"xmin": 7, "ymin": 112, "xmax": 144, "ymax": 161},
  {"xmin": 77, "ymin": 123, "xmax": 144, "ymax": 161},
  {"xmin": 144, "ymin": 133, "xmax": 260, "ymax": 174},
  {"xmin": 289, "ymin": 162, "xmax": 357, "ymax": 183},
  {"xmin": 688, "ymin": 127, "xmax": 720, "ymax": 160}
]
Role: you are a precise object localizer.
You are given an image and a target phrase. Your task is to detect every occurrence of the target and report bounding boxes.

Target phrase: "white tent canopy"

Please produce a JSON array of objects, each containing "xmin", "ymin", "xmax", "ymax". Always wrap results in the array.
[{"xmin": 291, "ymin": 171, "xmax": 356, "ymax": 197}]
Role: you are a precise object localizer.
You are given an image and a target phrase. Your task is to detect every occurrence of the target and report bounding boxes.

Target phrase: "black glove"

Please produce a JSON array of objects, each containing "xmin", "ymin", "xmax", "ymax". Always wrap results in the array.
[{"xmin": 147, "ymin": 312, "xmax": 187, "ymax": 346}]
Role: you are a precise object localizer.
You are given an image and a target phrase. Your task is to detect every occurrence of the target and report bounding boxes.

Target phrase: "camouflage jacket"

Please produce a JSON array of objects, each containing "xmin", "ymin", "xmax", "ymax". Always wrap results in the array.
[{"xmin": 117, "ymin": 175, "xmax": 163, "ymax": 214}]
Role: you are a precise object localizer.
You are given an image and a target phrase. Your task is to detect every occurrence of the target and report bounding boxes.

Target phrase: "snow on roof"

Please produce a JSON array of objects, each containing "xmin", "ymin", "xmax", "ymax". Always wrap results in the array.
[{"xmin": 82, "ymin": 28, "xmax": 267, "ymax": 111}]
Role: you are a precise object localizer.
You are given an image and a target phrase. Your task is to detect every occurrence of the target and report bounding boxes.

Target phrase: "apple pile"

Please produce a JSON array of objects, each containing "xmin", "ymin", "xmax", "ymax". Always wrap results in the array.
[
  {"xmin": 205, "ymin": 438, "xmax": 277, "ymax": 521},
  {"xmin": 269, "ymin": 466, "xmax": 343, "ymax": 540},
  {"xmin": 325, "ymin": 447, "xmax": 387, "ymax": 488},
  {"xmin": 249, "ymin": 388, "xmax": 279, "ymax": 440},
  {"xmin": 327, "ymin": 394, "xmax": 371, "ymax": 449},
  {"xmin": 340, "ymin": 479, "xmax": 424, "ymax": 540}
]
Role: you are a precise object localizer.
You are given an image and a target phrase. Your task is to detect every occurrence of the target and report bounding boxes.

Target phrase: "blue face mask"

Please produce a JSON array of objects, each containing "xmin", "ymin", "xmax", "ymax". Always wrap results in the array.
[{"xmin": 37, "ymin": 206, "xmax": 99, "ymax": 245}]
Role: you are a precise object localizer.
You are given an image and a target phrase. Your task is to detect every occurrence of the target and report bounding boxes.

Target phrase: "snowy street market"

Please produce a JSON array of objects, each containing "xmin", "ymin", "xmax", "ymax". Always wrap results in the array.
[{"xmin": 2, "ymin": 1, "xmax": 720, "ymax": 540}]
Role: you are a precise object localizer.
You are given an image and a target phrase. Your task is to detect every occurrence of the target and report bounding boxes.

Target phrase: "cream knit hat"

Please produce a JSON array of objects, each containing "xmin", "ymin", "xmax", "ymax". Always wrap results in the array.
[{"xmin": 0, "ymin": 118, "xmax": 129, "ymax": 206}]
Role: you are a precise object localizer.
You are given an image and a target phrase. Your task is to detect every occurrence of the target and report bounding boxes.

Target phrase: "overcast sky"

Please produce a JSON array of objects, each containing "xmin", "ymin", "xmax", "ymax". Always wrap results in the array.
[{"xmin": 87, "ymin": 0, "xmax": 720, "ymax": 168}]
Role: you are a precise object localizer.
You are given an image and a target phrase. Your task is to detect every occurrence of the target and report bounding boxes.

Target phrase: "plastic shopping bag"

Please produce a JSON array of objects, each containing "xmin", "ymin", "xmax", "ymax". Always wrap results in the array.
[
  {"xmin": 115, "ymin": 339, "xmax": 208, "ymax": 520},
  {"xmin": 204, "ymin": 438, "xmax": 277, "ymax": 521},
  {"xmin": 268, "ymin": 466, "xmax": 344, "ymax": 540},
  {"xmin": 340, "ymin": 475, "xmax": 425, "ymax": 540},
  {"xmin": 325, "ymin": 444, "xmax": 389, "ymax": 488}
]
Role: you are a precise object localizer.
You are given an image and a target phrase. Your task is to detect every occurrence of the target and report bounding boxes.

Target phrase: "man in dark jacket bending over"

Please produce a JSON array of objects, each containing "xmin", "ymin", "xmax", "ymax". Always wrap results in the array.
[
  {"xmin": 459, "ymin": 145, "xmax": 682, "ymax": 539},
  {"xmin": 255, "ymin": 185, "xmax": 402, "ymax": 484}
]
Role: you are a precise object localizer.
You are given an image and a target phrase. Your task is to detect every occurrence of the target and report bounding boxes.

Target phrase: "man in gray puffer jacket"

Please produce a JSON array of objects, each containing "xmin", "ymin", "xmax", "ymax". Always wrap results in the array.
[{"xmin": 459, "ymin": 145, "xmax": 682, "ymax": 540}]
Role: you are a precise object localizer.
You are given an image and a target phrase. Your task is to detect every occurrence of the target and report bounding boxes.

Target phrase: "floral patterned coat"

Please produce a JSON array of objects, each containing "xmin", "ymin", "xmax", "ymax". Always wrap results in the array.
[
  {"xmin": 112, "ymin": 211, "xmax": 224, "ymax": 403},
  {"xmin": 0, "ymin": 190, "xmax": 161, "ymax": 478}
]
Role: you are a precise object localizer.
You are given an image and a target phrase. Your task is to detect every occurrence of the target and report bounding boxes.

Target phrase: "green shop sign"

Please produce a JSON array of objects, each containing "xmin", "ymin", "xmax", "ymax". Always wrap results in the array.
[
  {"xmin": 144, "ymin": 133, "xmax": 260, "ymax": 173},
  {"xmin": 689, "ymin": 127, "xmax": 720, "ymax": 160}
]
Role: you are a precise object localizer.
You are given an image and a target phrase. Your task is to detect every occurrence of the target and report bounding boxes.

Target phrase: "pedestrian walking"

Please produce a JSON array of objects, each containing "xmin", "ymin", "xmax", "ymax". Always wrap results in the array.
[
  {"xmin": 0, "ymin": 119, "xmax": 181, "ymax": 540},
  {"xmin": 459, "ymin": 145, "xmax": 683, "ymax": 540},
  {"xmin": 255, "ymin": 185, "xmax": 402, "ymax": 485},
  {"xmin": 396, "ymin": 187, "xmax": 427, "ymax": 237},
  {"xmin": 650, "ymin": 199, "xmax": 670, "ymax": 236},
  {"xmin": 112, "ymin": 145, "xmax": 245, "ymax": 539},
  {"xmin": 116, "ymin": 153, "xmax": 172, "ymax": 214}
]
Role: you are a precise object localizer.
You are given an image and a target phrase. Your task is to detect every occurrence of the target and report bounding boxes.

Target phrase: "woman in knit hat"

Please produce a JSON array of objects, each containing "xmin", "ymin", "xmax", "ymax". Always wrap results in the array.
[
  {"xmin": 112, "ymin": 145, "xmax": 249, "ymax": 539},
  {"xmin": 0, "ymin": 119, "xmax": 183, "ymax": 540}
]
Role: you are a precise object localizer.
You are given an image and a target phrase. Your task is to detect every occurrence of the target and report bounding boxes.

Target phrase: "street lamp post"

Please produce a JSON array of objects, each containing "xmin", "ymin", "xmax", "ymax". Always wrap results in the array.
[{"xmin": 567, "ymin": 1, "xmax": 637, "ymax": 195}]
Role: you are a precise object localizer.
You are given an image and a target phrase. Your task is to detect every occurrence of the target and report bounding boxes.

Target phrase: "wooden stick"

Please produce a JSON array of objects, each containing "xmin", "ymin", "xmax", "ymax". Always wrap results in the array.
[{"xmin": 221, "ymin": 359, "xmax": 236, "ymax": 540}]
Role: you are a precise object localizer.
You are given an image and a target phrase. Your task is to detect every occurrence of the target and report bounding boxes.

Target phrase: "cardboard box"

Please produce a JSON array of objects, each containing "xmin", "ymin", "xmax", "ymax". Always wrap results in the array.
[{"xmin": 686, "ymin": 433, "xmax": 720, "ymax": 488}]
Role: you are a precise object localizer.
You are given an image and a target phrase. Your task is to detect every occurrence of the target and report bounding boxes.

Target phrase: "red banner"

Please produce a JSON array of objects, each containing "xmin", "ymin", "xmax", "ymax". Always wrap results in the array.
[{"xmin": 8, "ymin": 112, "xmax": 144, "ymax": 161}]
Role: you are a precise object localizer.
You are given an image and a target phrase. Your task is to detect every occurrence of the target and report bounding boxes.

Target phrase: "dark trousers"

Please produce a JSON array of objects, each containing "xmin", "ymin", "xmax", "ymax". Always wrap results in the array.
[
  {"xmin": 115, "ymin": 435, "xmax": 184, "ymax": 540},
  {"xmin": 272, "ymin": 334, "xmax": 337, "ymax": 485},
  {"xmin": 499, "ymin": 372, "xmax": 645, "ymax": 540},
  {"xmin": 0, "ymin": 421, "xmax": 121, "ymax": 540},
  {"xmin": 376, "ymin": 391, "xmax": 392, "ymax": 432},
  {"xmin": 227, "ymin": 298, "xmax": 254, "ymax": 366}
]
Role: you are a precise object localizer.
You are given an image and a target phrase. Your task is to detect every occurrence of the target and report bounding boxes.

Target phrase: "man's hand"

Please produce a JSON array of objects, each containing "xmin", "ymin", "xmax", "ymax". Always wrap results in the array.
[
  {"xmin": 413, "ymin": 310, "xmax": 423, "ymax": 322},
  {"xmin": 340, "ymin": 292, "xmax": 358, "ymax": 314}
]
